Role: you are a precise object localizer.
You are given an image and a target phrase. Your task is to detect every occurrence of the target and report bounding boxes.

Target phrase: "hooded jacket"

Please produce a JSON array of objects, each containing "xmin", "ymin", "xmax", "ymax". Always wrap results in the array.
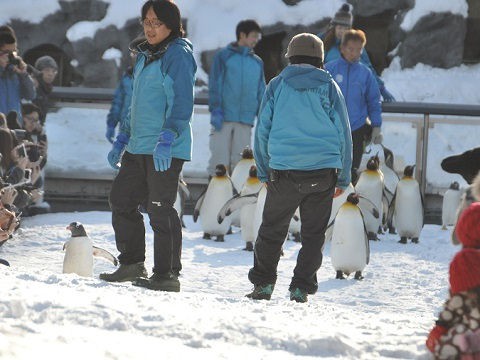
[
  {"xmin": 254, "ymin": 64, "xmax": 352, "ymax": 189},
  {"xmin": 208, "ymin": 43, "xmax": 266, "ymax": 126},
  {"xmin": 0, "ymin": 65, "xmax": 35, "ymax": 123},
  {"xmin": 121, "ymin": 38, "xmax": 197, "ymax": 161},
  {"xmin": 325, "ymin": 56, "xmax": 382, "ymax": 132}
]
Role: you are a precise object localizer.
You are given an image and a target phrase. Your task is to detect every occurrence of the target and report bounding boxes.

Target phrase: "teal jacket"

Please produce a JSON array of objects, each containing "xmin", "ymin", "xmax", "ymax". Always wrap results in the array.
[
  {"xmin": 122, "ymin": 38, "xmax": 197, "ymax": 161},
  {"xmin": 254, "ymin": 65, "xmax": 352, "ymax": 189},
  {"xmin": 106, "ymin": 68, "xmax": 133, "ymax": 129},
  {"xmin": 209, "ymin": 43, "xmax": 266, "ymax": 125}
]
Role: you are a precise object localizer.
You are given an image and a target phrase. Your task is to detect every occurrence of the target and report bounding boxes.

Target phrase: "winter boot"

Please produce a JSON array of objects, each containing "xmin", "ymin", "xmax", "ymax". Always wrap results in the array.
[
  {"xmin": 132, "ymin": 271, "xmax": 180, "ymax": 292},
  {"xmin": 398, "ymin": 237, "xmax": 407, "ymax": 244},
  {"xmin": 289, "ymin": 287, "xmax": 308, "ymax": 303},
  {"xmin": 245, "ymin": 284, "xmax": 275, "ymax": 300},
  {"xmin": 243, "ymin": 241, "xmax": 254, "ymax": 251},
  {"xmin": 99, "ymin": 262, "xmax": 148, "ymax": 282}
]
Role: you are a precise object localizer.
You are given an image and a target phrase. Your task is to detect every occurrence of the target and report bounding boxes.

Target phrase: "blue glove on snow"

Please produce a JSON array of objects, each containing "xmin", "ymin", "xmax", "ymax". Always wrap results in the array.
[
  {"xmin": 107, "ymin": 133, "xmax": 129, "ymax": 169},
  {"xmin": 380, "ymin": 86, "xmax": 396, "ymax": 102},
  {"xmin": 210, "ymin": 108, "xmax": 224, "ymax": 131},
  {"xmin": 106, "ymin": 125, "xmax": 116, "ymax": 144},
  {"xmin": 153, "ymin": 129, "xmax": 175, "ymax": 172}
]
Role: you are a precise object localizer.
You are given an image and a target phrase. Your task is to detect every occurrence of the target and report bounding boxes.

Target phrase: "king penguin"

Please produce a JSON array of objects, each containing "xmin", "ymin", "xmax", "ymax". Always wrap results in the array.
[
  {"xmin": 329, "ymin": 193, "xmax": 377, "ymax": 280},
  {"xmin": 391, "ymin": 165, "xmax": 424, "ymax": 244},
  {"xmin": 218, "ymin": 165, "xmax": 262, "ymax": 251},
  {"xmin": 325, "ymin": 183, "xmax": 355, "ymax": 244},
  {"xmin": 63, "ymin": 222, "xmax": 118, "ymax": 277},
  {"xmin": 194, "ymin": 164, "xmax": 234, "ymax": 242},
  {"xmin": 441, "ymin": 181, "xmax": 461, "ymax": 230},
  {"xmin": 230, "ymin": 147, "xmax": 255, "ymax": 228},
  {"xmin": 355, "ymin": 156, "xmax": 385, "ymax": 240}
]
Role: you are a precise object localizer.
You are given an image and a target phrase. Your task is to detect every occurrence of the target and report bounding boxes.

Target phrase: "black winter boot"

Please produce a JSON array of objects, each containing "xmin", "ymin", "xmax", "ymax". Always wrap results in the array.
[
  {"xmin": 132, "ymin": 272, "xmax": 180, "ymax": 292},
  {"xmin": 100, "ymin": 262, "xmax": 148, "ymax": 282}
]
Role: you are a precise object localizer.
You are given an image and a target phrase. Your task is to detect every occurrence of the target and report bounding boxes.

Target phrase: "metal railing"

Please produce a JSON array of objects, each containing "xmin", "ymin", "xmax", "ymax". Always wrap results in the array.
[{"xmin": 51, "ymin": 87, "xmax": 480, "ymax": 197}]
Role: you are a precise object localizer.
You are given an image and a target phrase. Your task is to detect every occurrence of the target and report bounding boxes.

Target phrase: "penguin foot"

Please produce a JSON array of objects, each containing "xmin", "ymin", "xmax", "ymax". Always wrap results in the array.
[
  {"xmin": 354, "ymin": 271, "xmax": 364, "ymax": 280},
  {"xmin": 368, "ymin": 232, "xmax": 378, "ymax": 241},
  {"xmin": 377, "ymin": 226, "xmax": 384, "ymax": 235},
  {"xmin": 398, "ymin": 237, "xmax": 407, "ymax": 244},
  {"xmin": 227, "ymin": 227, "xmax": 233, "ymax": 235},
  {"xmin": 388, "ymin": 227, "xmax": 396, "ymax": 234},
  {"xmin": 441, "ymin": 225, "xmax": 447, "ymax": 230},
  {"xmin": 243, "ymin": 241, "xmax": 254, "ymax": 251},
  {"xmin": 280, "ymin": 248, "xmax": 284, "ymax": 257},
  {"xmin": 292, "ymin": 233, "xmax": 301, "ymax": 243},
  {"xmin": 411, "ymin": 237, "xmax": 419, "ymax": 244},
  {"xmin": 336, "ymin": 271, "xmax": 345, "ymax": 279},
  {"xmin": 203, "ymin": 233, "xmax": 211, "ymax": 240},
  {"xmin": 215, "ymin": 235, "xmax": 225, "ymax": 242}
]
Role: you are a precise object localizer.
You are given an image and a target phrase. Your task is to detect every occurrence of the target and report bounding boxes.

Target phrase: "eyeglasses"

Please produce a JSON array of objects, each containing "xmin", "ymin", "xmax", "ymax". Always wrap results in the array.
[
  {"xmin": 139, "ymin": 18, "xmax": 165, "ymax": 28},
  {"xmin": 24, "ymin": 115, "xmax": 40, "ymax": 123}
]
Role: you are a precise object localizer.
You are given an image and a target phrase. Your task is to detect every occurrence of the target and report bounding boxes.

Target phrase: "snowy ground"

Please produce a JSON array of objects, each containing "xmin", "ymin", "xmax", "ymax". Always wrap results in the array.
[{"xmin": 0, "ymin": 211, "xmax": 456, "ymax": 359}]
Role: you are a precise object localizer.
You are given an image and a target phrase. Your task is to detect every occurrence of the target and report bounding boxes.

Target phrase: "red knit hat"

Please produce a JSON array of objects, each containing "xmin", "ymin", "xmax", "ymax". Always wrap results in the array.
[
  {"xmin": 449, "ymin": 248, "xmax": 480, "ymax": 294},
  {"xmin": 455, "ymin": 202, "xmax": 480, "ymax": 248}
]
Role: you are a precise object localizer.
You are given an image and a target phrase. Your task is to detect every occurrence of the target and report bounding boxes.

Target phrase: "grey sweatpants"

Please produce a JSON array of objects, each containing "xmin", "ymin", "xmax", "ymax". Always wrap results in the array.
[{"xmin": 207, "ymin": 121, "xmax": 252, "ymax": 175}]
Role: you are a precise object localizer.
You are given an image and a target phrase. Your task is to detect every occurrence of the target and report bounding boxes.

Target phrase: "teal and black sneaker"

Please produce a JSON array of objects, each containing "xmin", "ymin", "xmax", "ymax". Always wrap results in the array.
[
  {"xmin": 245, "ymin": 284, "xmax": 275, "ymax": 300},
  {"xmin": 289, "ymin": 287, "xmax": 308, "ymax": 303}
]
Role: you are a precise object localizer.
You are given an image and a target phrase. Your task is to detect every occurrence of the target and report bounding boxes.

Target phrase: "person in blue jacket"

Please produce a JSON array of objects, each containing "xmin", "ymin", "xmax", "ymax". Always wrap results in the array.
[
  {"xmin": 325, "ymin": 29, "xmax": 383, "ymax": 183},
  {"xmin": 320, "ymin": 4, "xmax": 395, "ymax": 102},
  {"xmin": 0, "ymin": 27, "xmax": 35, "ymax": 124},
  {"xmin": 246, "ymin": 33, "xmax": 352, "ymax": 303},
  {"xmin": 100, "ymin": 0, "xmax": 196, "ymax": 293},
  {"xmin": 105, "ymin": 54, "xmax": 135, "ymax": 143},
  {"xmin": 207, "ymin": 19, "xmax": 266, "ymax": 176}
]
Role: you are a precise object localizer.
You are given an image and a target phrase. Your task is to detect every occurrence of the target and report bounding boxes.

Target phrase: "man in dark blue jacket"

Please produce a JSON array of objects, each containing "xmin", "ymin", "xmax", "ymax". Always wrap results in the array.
[
  {"xmin": 247, "ymin": 33, "xmax": 352, "ymax": 303},
  {"xmin": 207, "ymin": 20, "xmax": 266, "ymax": 176},
  {"xmin": 0, "ymin": 28, "xmax": 35, "ymax": 124},
  {"xmin": 325, "ymin": 29, "xmax": 382, "ymax": 183}
]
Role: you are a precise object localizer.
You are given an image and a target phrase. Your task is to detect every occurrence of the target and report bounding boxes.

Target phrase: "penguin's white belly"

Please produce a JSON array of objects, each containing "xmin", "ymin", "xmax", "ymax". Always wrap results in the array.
[
  {"xmin": 442, "ymin": 190, "xmax": 461, "ymax": 227},
  {"xmin": 253, "ymin": 186, "xmax": 267, "ymax": 238},
  {"xmin": 288, "ymin": 208, "xmax": 301, "ymax": 237},
  {"xmin": 394, "ymin": 182, "xmax": 423, "ymax": 237},
  {"xmin": 63, "ymin": 237, "xmax": 94, "ymax": 277},
  {"xmin": 240, "ymin": 203, "xmax": 257, "ymax": 242},
  {"xmin": 330, "ymin": 208, "xmax": 367, "ymax": 274},
  {"xmin": 200, "ymin": 183, "xmax": 232, "ymax": 235},
  {"xmin": 356, "ymin": 176, "xmax": 383, "ymax": 233},
  {"xmin": 326, "ymin": 184, "xmax": 354, "ymax": 243}
]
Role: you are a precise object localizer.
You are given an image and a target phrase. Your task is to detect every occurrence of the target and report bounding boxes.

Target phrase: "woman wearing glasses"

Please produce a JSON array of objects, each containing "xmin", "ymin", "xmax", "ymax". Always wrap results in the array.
[{"xmin": 101, "ymin": 0, "xmax": 197, "ymax": 293}]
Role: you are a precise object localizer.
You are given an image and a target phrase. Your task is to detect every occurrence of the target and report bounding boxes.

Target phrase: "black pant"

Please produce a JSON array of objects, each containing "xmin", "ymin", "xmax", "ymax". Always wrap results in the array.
[
  {"xmin": 248, "ymin": 168, "xmax": 336, "ymax": 294},
  {"xmin": 109, "ymin": 152, "xmax": 184, "ymax": 275},
  {"xmin": 352, "ymin": 124, "xmax": 368, "ymax": 183}
]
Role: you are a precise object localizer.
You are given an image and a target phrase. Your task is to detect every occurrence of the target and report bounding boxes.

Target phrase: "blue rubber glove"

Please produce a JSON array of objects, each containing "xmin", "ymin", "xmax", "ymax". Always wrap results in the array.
[
  {"xmin": 106, "ymin": 125, "xmax": 115, "ymax": 143},
  {"xmin": 210, "ymin": 108, "xmax": 224, "ymax": 131},
  {"xmin": 380, "ymin": 86, "xmax": 396, "ymax": 102},
  {"xmin": 107, "ymin": 133, "xmax": 129, "ymax": 169},
  {"xmin": 153, "ymin": 129, "xmax": 176, "ymax": 172}
]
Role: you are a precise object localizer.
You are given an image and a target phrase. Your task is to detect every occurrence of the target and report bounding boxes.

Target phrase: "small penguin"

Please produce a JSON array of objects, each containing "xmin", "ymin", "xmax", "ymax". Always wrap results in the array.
[
  {"xmin": 391, "ymin": 165, "xmax": 424, "ymax": 244},
  {"xmin": 329, "ymin": 193, "xmax": 378, "ymax": 280},
  {"xmin": 0, "ymin": 258, "xmax": 10, "ymax": 266},
  {"xmin": 63, "ymin": 222, "xmax": 118, "ymax": 277},
  {"xmin": 218, "ymin": 166, "xmax": 263, "ymax": 251},
  {"xmin": 355, "ymin": 156, "xmax": 385, "ymax": 240},
  {"xmin": 288, "ymin": 208, "xmax": 301, "ymax": 243},
  {"xmin": 442, "ymin": 181, "xmax": 462, "ymax": 230},
  {"xmin": 380, "ymin": 155, "xmax": 400, "ymax": 234},
  {"xmin": 194, "ymin": 164, "xmax": 234, "ymax": 242}
]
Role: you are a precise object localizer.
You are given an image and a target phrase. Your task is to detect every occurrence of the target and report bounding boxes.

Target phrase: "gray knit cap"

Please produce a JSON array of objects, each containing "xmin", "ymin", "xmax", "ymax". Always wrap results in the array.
[
  {"xmin": 332, "ymin": 4, "xmax": 353, "ymax": 27},
  {"xmin": 285, "ymin": 33, "xmax": 324, "ymax": 60},
  {"xmin": 35, "ymin": 55, "xmax": 58, "ymax": 71}
]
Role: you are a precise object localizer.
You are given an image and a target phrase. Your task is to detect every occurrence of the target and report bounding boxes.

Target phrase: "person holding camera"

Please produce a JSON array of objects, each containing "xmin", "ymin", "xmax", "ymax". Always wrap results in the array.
[{"xmin": 0, "ymin": 26, "xmax": 35, "ymax": 123}]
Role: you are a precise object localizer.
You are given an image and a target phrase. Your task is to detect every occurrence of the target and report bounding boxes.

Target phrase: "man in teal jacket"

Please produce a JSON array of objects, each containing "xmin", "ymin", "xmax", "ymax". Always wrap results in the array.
[
  {"xmin": 101, "ymin": 1, "xmax": 196, "ymax": 292},
  {"xmin": 207, "ymin": 19, "xmax": 266, "ymax": 176},
  {"xmin": 247, "ymin": 33, "xmax": 352, "ymax": 303}
]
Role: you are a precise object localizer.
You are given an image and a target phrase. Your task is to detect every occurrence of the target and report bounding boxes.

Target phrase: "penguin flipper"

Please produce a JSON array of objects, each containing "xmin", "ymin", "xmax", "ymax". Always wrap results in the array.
[
  {"xmin": 357, "ymin": 196, "xmax": 380, "ymax": 219},
  {"xmin": 0, "ymin": 258, "xmax": 10, "ymax": 266},
  {"xmin": 178, "ymin": 179, "xmax": 190, "ymax": 199},
  {"xmin": 193, "ymin": 190, "xmax": 207, "ymax": 223},
  {"xmin": 92, "ymin": 246, "xmax": 119, "ymax": 266},
  {"xmin": 217, "ymin": 193, "xmax": 258, "ymax": 224}
]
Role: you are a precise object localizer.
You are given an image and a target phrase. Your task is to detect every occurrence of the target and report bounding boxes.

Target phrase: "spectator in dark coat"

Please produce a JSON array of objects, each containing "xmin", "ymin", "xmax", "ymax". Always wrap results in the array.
[{"xmin": 32, "ymin": 55, "xmax": 58, "ymax": 125}]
